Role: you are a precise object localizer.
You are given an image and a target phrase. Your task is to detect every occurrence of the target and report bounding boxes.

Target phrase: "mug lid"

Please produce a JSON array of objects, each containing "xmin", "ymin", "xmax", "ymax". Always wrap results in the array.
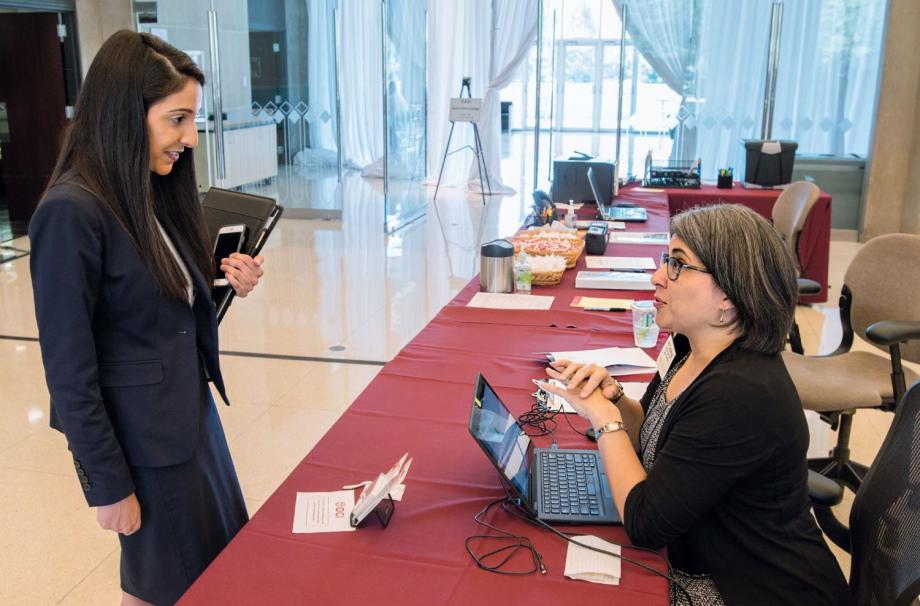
[{"xmin": 481, "ymin": 239, "xmax": 514, "ymax": 258}]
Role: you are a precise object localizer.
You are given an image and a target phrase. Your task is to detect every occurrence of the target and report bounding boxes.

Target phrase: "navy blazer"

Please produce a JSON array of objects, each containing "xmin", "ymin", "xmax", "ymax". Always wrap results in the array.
[{"xmin": 29, "ymin": 181, "xmax": 229, "ymax": 507}]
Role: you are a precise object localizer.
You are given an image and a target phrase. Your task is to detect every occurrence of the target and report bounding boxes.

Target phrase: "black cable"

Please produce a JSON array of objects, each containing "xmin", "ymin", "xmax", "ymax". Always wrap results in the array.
[
  {"xmin": 464, "ymin": 497, "xmax": 546, "ymax": 576},
  {"xmin": 503, "ymin": 501, "xmax": 694, "ymax": 606}
]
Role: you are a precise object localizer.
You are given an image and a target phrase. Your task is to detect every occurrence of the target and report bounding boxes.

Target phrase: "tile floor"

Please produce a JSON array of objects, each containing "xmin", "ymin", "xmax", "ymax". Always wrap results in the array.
[{"xmin": 0, "ymin": 138, "xmax": 902, "ymax": 603}]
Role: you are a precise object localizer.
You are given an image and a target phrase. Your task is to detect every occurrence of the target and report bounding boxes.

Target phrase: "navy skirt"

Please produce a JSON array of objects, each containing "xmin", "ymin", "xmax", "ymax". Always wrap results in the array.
[{"xmin": 119, "ymin": 386, "xmax": 248, "ymax": 605}]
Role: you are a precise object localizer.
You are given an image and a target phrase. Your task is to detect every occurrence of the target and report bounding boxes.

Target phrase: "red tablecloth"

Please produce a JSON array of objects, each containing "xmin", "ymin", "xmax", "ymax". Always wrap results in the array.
[
  {"xmin": 665, "ymin": 183, "xmax": 831, "ymax": 303},
  {"xmin": 180, "ymin": 193, "xmax": 672, "ymax": 605}
]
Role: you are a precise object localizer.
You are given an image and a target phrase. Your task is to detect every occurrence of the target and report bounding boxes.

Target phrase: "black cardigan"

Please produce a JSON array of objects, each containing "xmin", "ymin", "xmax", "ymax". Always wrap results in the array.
[{"xmin": 623, "ymin": 335, "xmax": 851, "ymax": 606}]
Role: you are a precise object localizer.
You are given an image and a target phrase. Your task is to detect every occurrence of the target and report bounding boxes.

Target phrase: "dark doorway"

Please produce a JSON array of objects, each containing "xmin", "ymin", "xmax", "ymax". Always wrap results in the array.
[{"xmin": 0, "ymin": 12, "xmax": 70, "ymax": 230}]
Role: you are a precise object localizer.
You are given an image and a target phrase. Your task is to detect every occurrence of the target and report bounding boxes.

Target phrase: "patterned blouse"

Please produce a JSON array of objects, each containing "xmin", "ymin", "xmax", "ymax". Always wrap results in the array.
[{"xmin": 639, "ymin": 354, "xmax": 726, "ymax": 606}]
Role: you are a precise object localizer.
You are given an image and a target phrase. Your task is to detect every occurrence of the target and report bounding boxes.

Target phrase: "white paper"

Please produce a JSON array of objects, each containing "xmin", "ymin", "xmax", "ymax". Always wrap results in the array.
[
  {"xmin": 656, "ymin": 335, "xmax": 677, "ymax": 378},
  {"xmin": 468, "ymin": 292, "xmax": 555, "ymax": 310},
  {"xmin": 564, "ymin": 535, "xmax": 622, "ymax": 586},
  {"xmin": 293, "ymin": 490, "xmax": 356, "ymax": 533},
  {"xmin": 547, "ymin": 347, "xmax": 657, "ymax": 376},
  {"xmin": 610, "ymin": 232, "xmax": 670, "ymax": 245},
  {"xmin": 351, "ymin": 453, "xmax": 413, "ymax": 525},
  {"xmin": 584, "ymin": 256, "xmax": 656, "ymax": 270},
  {"xmin": 342, "ymin": 481, "xmax": 407, "ymax": 501}
]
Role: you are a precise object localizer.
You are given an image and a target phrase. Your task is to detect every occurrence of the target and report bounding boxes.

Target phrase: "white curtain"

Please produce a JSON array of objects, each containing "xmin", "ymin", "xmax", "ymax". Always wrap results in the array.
[
  {"xmin": 306, "ymin": 0, "xmax": 339, "ymax": 154},
  {"xmin": 466, "ymin": 0, "xmax": 538, "ymax": 194},
  {"xmin": 426, "ymin": 0, "xmax": 491, "ymax": 189},
  {"xmin": 612, "ymin": 0, "xmax": 701, "ymax": 164},
  {"xmin": 338, "ymin": 0, "xmax": 384, "ymax": 169},
  {"xmin": 616, "ymin": 0, "xmax": 884, "ymax": 179}
]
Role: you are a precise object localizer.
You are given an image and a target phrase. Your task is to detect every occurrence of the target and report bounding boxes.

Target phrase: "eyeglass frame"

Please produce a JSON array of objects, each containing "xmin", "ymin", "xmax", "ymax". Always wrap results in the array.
[{"xmin": 660, "ymin": 252, "xmax": 711, "ymax": 281}]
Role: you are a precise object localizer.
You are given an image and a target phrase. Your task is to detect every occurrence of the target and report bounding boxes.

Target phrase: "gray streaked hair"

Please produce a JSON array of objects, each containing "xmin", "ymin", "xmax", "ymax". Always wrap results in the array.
[{"xmin": 670, "ymin": 204, "xmax": 798, "ymax": 354}]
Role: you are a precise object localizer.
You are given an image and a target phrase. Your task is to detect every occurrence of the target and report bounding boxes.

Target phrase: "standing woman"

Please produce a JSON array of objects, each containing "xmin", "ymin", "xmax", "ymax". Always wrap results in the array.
[{"xmin": 29, "ymin": 31, "xmax": 264, "ymax": 605}]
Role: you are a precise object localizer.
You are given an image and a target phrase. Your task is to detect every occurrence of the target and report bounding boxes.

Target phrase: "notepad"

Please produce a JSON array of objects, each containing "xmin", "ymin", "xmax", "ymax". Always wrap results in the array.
[
  {"xmin": 564, "ymin": 534, "xmax": 622, "ymax": 586},
  {"xmin": 570, "ymin": 296, "xmax": 634, "ymax": 309},
  {"xmin": 468, "ymin": 292, "xmax": 555, "ymax": 310},
  {"xmin": 609, "ymin": 232, "xmax": 669, "ymax": 245},
  {"xmin": 584, "ymin": 256, "xmax": 657, "ymax": 270}
]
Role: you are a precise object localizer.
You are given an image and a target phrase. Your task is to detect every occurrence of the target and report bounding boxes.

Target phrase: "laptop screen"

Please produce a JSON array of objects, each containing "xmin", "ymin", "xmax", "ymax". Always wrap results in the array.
[
  {"xmin": 587, "ymin": 166, "xmax": 610, "ymax": 213},
  {"xmin": 469, "ymin": 375, "xmax": 532, "ymax": 500}
]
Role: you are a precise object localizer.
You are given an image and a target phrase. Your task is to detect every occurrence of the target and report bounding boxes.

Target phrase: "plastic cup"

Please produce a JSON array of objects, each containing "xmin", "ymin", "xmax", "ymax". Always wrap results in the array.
[{"xmin": 631, "ymin": 300, "xmax": 659, "ymax": 348}]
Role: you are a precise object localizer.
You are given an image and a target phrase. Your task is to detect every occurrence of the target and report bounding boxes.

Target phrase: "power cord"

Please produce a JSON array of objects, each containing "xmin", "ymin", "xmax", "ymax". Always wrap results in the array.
[
  {"xmin": 504, "ymin": 500, "xmax": 694, "ymax": 606},
  {"xmin": 464, "ymin": 471, "xmax": 694, "ymax": 605},
  {"xmin": 464, "ymin": 497, "xmax": 546, "ymax": 575}
]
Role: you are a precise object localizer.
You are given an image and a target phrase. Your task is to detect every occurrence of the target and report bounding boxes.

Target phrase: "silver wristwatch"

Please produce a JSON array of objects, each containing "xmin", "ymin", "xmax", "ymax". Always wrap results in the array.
[{"xmin": 594, "ymin": 420, "xmax": 627, "ymax": 438}]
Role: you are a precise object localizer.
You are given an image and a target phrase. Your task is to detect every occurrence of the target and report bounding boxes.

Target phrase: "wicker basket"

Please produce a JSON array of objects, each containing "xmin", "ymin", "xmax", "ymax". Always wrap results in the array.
[
  {"xmin": 561, "ymin": 239, "xmax": 585, "ymax": 269},
  {"xmin": 531, "ymin": 269, "xmax": 565, "ymax": 286},
  {"xmin": 511, "ymin": 236, "xmax": 584, "ymax": 269}
]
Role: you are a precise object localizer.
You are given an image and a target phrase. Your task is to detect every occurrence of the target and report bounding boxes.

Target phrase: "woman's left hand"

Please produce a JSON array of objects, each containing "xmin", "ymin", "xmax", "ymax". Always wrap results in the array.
[
  {"xmin": 221, "ymin": 253, "xmax": 265, "ymax": 298},
  {"xmin": 540, "ymin": 375, "xmax": 623, "ymax": 429}
]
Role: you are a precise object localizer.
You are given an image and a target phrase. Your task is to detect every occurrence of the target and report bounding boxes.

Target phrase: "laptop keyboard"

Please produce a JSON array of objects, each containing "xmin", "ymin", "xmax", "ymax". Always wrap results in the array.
[{"xmin": 539, "ymin": 452, "xmax": 602, "ymax": 517}]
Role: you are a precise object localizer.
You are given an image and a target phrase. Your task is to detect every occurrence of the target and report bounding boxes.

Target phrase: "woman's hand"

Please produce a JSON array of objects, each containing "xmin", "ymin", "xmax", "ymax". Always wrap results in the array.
[
  {"xmin": 546, "ymin": 360, "xmax": 620, "ymax": 400},
  {"xmin": 97, "ymin": 493, "xmax": 141, "ymax": 536},
  {"xmin": 539, "ymin": 375, "xmax": 623, "ymax": 430},
  {"xmin": 221, "ymin": 253, "xmax": 265, "ymax": 298}
]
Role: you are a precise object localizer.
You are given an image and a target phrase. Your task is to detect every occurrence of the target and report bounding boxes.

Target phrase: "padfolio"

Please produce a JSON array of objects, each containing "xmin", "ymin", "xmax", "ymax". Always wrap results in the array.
[{"xmin": 200, "ymin": 187, "xmax": 283, "ymax": 322}]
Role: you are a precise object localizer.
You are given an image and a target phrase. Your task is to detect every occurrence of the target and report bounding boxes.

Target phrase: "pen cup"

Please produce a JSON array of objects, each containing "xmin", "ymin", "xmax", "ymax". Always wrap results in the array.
[
  {"xmin": 631, "ymin": 300, "xmax": 659, "ymax": 348},
  {"xmin": 717, "ymin": 169, "xmax": 733, "ymax": 189}
]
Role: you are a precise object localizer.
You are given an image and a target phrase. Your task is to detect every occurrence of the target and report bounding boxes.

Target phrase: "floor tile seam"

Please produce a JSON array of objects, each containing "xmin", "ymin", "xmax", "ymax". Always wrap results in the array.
[
  {"xmin": 0, "ymin": 426, "xmax": 41, "ymax": 457},
  {"xmin": 53, "ymin": 545, "xmax": 121, "ymax": 606},
  {"xmin": 223, "ymin": 406, "xmax": 274, "ymax": 446},
  {"xmin": 0, "ymin": 462, "xmax": 72, "ymax": 478},
  {"xmin": 0, "ymin": 337, "xmax": 390, "ymax": 367}
]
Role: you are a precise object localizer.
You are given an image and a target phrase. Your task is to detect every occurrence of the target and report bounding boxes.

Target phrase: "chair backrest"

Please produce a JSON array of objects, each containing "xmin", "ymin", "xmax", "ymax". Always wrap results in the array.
[
  {"xmin": 771, "ymin": 181, "xmax": 821, "ymax": 269},
  {"xmin": 849, "ymin": 380, "xmax": 920, "ymax": 606},
  {"xmin": 843, "ymin": 233, "xmax": 920, "ymax": 364}
]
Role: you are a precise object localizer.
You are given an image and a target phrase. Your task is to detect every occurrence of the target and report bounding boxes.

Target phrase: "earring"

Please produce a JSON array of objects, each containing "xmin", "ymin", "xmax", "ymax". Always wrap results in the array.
[{"xmin": 719, "ymin": 309, "xmax": 725, "ymax": 324}]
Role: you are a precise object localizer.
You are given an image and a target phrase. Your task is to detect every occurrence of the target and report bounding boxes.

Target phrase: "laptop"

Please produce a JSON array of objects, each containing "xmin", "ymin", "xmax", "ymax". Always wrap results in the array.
[
  {"xmin": 588, "ymin": 167, "xmax": 647, "ymax": 222},
  {"xmin": 469, "ymin": 374, "xmax": 620, "ymax": 524}
]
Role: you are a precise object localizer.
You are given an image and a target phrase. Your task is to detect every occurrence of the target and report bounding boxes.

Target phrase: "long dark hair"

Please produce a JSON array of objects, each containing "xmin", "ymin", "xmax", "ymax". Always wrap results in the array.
[{"xmin": 45, "ymin": 30, "xmax": 212, "ymax": 301}]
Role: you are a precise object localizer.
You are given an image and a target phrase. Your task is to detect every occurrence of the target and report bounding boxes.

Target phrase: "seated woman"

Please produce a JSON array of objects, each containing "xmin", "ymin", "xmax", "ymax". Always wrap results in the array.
[{"xmin": 541, "ymin": 204, "xmax": 851, "ymax": 606}]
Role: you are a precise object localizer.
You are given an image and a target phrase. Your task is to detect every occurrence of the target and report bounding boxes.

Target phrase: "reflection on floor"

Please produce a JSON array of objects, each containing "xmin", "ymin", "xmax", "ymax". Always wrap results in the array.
[{"xmin": 0, "ymin": 135, "xmax": 901, "ymax": 601}]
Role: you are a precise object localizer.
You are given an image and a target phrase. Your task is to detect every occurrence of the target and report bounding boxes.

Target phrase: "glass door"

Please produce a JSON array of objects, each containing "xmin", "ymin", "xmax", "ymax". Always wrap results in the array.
[
  {"xmin": 382, "ymin": 0, "xmax": 427, "ymax": 233},
  {"xmin": 135, "ymin": 0, "xmax": 341, "ymax": 212},
  {"xmin": 557, "ymin": 42, "xmax": 596, "ymax": 130}
]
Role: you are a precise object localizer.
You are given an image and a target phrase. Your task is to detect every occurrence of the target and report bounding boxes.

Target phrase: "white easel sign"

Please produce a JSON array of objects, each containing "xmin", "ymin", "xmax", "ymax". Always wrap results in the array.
[{"xmin": 449, "ymin": 98, "xmax": 482, "ymax": 122}]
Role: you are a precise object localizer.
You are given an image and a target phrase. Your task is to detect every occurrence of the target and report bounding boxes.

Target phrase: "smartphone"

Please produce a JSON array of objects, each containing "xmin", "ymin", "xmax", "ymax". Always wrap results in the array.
[{"xmin": 212, "ymin": 224, "xmax": 247, "ymax": 287}]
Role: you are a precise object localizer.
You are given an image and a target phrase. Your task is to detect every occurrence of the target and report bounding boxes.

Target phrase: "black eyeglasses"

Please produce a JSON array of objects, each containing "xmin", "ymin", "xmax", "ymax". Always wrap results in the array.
[{"xmin": 660, "ymin": 253, "xmax": 711, "ymax": 281}]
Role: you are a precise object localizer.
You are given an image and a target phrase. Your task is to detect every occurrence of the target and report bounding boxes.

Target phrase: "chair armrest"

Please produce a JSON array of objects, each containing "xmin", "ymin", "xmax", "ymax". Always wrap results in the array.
[
  {"xmin": 807, "ymin": 470, "xmax": 844, "ymax": 507},
  {"xmin": 865, "ymin": 320, "xmax": 920, "ymax": 346},
  {"xmin": 797, "ymin": 278, "xmax": 821, "ymax": 295}
]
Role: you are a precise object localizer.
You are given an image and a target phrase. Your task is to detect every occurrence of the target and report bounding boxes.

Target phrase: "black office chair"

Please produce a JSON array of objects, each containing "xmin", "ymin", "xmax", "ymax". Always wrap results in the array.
[{"xmin": 811, "ymin": 380, "xmax": 920, "ymax": 605}]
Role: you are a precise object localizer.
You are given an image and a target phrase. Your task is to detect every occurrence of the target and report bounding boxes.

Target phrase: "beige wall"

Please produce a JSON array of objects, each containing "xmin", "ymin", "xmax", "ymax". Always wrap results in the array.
[
  {"xmin": 74, "ymin": 0, "xmax": 135, "ymax": 77},
  {"xmin": 861, "ymin": 0, "xmax": 920, "ymax": 240}
]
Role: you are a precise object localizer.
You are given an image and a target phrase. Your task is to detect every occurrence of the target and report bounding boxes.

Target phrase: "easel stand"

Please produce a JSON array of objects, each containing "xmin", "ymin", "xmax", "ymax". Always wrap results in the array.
[{"xmin": 434, "ymin": 80, "xmax": 492, "ymax": 206}]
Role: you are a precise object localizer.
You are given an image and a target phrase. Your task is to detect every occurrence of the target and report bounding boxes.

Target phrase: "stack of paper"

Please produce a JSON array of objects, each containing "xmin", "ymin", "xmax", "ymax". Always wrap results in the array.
[
  {"xmin": 546, "ymin": 347, "xmax": 657, "ymax": 376},
  {"xmin": 351, "ymin": 453, "xmax": 413, "ymax": 526},
  {"xmin": 564, "ymin": 535, "xmax": 622, "ymax": 585},
  {"xmin": 584, "ymin": 256, "xmax": 656, "ymax": 270},
  {"xmin": 610, "ymin": 232, "xmax": 669, "ymax": 245},
  {"xmin": 575, "ymin": 271, "xmax": 654, "ymax": 291}
]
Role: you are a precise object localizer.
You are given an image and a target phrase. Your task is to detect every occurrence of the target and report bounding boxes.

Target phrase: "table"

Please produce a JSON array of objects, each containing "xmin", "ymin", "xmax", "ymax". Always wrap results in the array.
[
  {"xmin": 180, "ymin": 190, "xmax": 673, "ymax": 604},
  {"xmin": 665, "ymin": 183, "xmax": 831, "ymax": 303}
]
